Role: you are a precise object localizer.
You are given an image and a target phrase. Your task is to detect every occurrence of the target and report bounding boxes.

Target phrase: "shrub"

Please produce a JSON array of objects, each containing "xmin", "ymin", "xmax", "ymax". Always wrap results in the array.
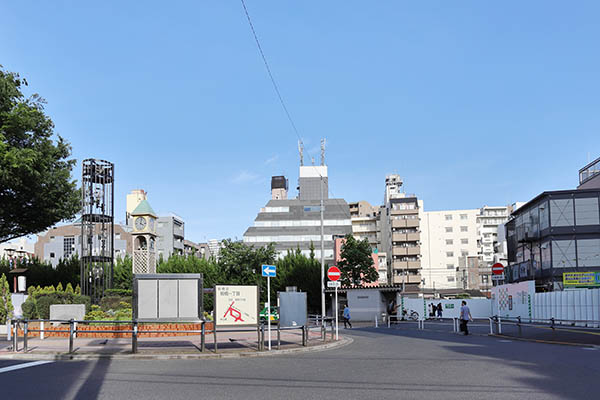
[
  {"xmin": 99, "ymin": 295, "xmax": 132, "ymax": 312},
  {"xmin": 21, "ymin": 292, "xmax": 91, "ymax": 320},
  {"xmin": 104, "ymin": 288, "xmax": 132, "ymax": 297},
  {"xmin": 0, "ymin": 274, "xmax": 13, "ymax": 324}
]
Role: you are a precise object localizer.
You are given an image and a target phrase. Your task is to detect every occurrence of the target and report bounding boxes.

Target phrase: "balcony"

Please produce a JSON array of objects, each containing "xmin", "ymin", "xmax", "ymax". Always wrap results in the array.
[
  {"xmin": 392, "ymin": 246, "xmax": 420, "ymax": 256},
  {"xmin": 392, "ymin": 275, "xmax": 422, "ymax": 285},
  {"xmin": 392, "ymin": 260, "xmax": 421, "ymax": 270},
  {"xmin": 390, "ymin": 208, "xmax": 419, "ymax": 216},
  {"xmin": 173, "ymin": 225, "xmax": 184, "ymax": 238},
  {"xmin": 392, "ymin": 219, "xmax": 419, "ymax": 229},
  {"xmin": 392, "ymin": 232, "xmax": 420, "ymax": 242}
]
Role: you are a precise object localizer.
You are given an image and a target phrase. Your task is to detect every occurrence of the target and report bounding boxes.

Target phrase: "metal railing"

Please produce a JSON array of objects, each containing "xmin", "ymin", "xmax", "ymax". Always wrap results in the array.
[
  {"xmin": 487, "ymin": 316, "xmax": 600, "ymax": 335},
  {"xmin": 9, "ymin": 318, "xmax": 315, "ymax": 354}
]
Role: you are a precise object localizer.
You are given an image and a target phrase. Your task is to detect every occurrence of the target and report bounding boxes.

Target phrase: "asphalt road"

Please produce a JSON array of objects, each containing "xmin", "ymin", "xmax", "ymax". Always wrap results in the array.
[{"xmin": 1, "ymin": 326, "xmax": 598, "ymax": 400}]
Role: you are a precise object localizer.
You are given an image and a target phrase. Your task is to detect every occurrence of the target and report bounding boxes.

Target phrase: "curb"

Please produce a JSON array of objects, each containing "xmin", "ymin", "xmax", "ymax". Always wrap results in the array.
[{"xmin": 0, "ymin": 336, "xmax": 353, "ymax": 361}]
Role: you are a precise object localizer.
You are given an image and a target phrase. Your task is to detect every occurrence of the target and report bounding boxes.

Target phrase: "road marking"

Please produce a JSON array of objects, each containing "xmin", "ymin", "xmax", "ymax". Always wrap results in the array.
[
  {"xmin": 582, "ymin": 347, "xmax": 598, "ymax": 351},
  {"xmin": 0, "ymin": 361, "xmax": 53, "ymax": 374},
  {"xmin": 499, "ymin": 340, "xmax": 512, "ymax": 343}
]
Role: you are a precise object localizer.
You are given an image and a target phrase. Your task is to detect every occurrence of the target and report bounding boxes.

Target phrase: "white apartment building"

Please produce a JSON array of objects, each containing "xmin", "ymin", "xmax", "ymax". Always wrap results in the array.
[{"xmin": 421, "ymin": 209, "xmax": 480, "ymax": 290}]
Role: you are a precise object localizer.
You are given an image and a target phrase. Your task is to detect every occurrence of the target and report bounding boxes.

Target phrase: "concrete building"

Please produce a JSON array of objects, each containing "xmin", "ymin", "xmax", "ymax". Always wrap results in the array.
[
  {"xmin": 421, "ymin": 209, "xmax": 479, "ymax": 290},
  {"xmin": 207, "ymin": 239, "xmax": 223, "ymax": 260},
  {"xmin": 156, "ymin": 215, "xmax": 185, "ymax": 259},
  {"xmin": 126, "ymin": 189, "xmax": 147, "ymax": 226},
  {"xmin": 349, "ymin": 201, "xmax": 380, "ymax": 250},
  {"xmin": 244, "ymin": 157, "xmax": 351, "ymax": 261},
  {"xmin": 34, "ymin": 223, "xmax": 132, "ymax": 267},
  {"xmin": 379, "ymin": 175, "xmax": 424, "ymax": 288},
  {"xmin": 183, "ymin": 240, "xmax": 210, "ymax": 260},
  {"xmin": 505, "ymin": 157, "xmax": 600, "ymax": 290}
]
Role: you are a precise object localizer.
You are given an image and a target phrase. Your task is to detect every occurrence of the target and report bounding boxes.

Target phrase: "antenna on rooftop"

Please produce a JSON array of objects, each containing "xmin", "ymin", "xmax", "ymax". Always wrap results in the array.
[
  {"xmin": 321, "ymin": 138, "xmax": 326, "ymax": 166},
  {"xmin": 298, "ymin": 140, "xmax": 304, "ymax": 166}
]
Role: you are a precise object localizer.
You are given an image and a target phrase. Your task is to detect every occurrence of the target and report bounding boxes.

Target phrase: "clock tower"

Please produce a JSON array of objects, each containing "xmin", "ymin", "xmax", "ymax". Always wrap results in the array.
[{"xmin": 131, "ymin": 199, "xmax": 158, "ymax": 274}]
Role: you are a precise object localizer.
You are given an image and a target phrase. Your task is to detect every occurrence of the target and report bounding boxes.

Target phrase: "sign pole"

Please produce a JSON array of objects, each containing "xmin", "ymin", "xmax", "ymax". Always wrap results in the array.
[
  {"xmin": 335, "ymin": 286, "xmax": 338, "ymax": 340},
  {"xmin": 267, "ymin": 275, "xmax": 271, "ymax": 350}
]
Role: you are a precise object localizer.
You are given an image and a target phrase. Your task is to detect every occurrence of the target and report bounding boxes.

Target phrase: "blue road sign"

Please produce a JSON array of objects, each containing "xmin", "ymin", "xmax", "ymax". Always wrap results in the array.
[{"xmin": 262, "ymin": 264, "xmax": 276, "ymax": 277}]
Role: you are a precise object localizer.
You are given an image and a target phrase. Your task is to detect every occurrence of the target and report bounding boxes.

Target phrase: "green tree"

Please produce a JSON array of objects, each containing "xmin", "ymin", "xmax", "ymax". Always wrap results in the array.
[
  {"xmin": 0, "ymin": 66, "xmax": 80, "ymax": 243},
  {"xmin": 217, "ymin": 239, "xmax": 276, "ymax": 286},
  {"xmin": 337, "ymin": 234, "xmax": 378, "ymax": 286},
  {"xmin": 275, "ymin": 248, "xmax": 322, "ymax": 313},
  {"xmin": 113, "ymin": 255, "xmax": 133, "ymax": 290},
  {"xmin": 0, "ymin": 273, "xmax": 13, "ymax": 324}
]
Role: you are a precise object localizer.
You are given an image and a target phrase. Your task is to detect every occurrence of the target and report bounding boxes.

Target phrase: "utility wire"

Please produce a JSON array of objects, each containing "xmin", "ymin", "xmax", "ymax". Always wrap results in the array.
[{"xmin": 239, "ymin": 0, "xmax": 354, "ymax": 222}]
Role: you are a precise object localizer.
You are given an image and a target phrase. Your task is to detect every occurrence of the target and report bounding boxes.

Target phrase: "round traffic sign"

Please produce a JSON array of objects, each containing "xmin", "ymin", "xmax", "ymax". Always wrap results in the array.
[
  {"xmin": 327, "ymin": 266, "xmax": 341, "ymax": 281},
  {"xmin": 492, "ymin": 263, "xmax": 504, "ymax": 275}
]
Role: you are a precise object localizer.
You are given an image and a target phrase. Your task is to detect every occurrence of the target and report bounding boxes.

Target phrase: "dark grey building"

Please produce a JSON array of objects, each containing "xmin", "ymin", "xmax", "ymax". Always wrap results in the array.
[
  {"xmin": 505, "ymin": 157, "xmax": 600, "ymax": 290},
  {"xmin": 243, "ymin": 165, "xmax": 351, "ymax": 261},
  {"xmin": 156, "ymin": 215, "xmax": 185, "ymax": 259}
]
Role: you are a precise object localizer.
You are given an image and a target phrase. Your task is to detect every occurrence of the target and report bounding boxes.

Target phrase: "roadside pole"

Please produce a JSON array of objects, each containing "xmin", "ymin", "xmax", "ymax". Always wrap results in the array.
[
  {"xmin": 335, "ymin": 285, "xmax": 338, "ymax": 340},
  {"xmin": 262, "ymin": 264, "xmax": 276, "ymax": 351},
  {"xmin": 267, "ymin": 275, "xmax": 271, "ymax": 350}
]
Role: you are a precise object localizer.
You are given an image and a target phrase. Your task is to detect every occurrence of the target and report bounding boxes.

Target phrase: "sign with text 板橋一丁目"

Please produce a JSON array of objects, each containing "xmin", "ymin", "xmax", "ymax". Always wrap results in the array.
[
  {"xmin": 563, "ymin": 272, "xmax": 600, "ymax": 288},
  {"xmin": 214, "ymin": 285, "xmax": 259, "ymax": 327}
]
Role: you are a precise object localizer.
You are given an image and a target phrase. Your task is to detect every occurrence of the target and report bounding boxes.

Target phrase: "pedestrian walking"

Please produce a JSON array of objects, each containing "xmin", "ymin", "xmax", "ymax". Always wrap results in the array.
[
  {"xmin": 343, "ymin": 304, "xmax": 352, "ymax": 329},
  {"xmin": 459, "ymin": 300, "xmax": 473, "ymax": 335},
  {"xmin": 437, "ymin": 302, "xmax": 443, "ymax": 320}
]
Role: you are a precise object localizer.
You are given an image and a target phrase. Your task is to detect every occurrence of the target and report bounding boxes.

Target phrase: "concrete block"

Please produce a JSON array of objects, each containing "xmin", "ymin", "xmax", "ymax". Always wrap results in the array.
[{"xmin": 50, "ymin": 304, "xmax": 86, "ymax": 322}]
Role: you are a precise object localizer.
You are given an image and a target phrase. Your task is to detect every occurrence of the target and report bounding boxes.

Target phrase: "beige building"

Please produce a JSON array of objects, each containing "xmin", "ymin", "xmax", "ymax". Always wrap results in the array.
[
  {"xmin": 126, "ymin": 189, "xmax": 147, "ymax": 226},
  {"xmin": 34, "ymin": 223, "xmax": 133, "ymax": 267}
]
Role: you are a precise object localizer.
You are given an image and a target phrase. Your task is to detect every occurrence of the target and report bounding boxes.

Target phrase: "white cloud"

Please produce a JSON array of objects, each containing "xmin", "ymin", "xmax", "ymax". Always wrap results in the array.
[
  {"xmin": 232, "ymin": 170, "xmax": 260, "ymax": 184},
  {"xmin": 264, "ymin": 155, "xmax": 279, "ymax": 165}
]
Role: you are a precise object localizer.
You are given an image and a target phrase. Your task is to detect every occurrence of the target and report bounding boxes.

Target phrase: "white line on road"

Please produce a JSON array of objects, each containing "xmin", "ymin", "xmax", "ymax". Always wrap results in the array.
[{"xmin": 0, "ymin": 361, "xmax": 54, "ymax": 374}]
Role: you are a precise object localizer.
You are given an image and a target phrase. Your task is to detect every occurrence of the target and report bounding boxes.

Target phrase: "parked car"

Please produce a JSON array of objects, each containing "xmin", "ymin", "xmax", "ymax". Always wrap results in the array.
[{"xmin": 259, "ymin": 306, "xmax": 279, "ymax": 323}]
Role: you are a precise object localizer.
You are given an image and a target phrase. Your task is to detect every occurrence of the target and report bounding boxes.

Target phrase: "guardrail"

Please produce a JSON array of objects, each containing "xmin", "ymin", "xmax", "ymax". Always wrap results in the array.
[
  {"xmin": 487, "ymin": 316, "xmax": 600, "ymax": 335},
  {"xmin": 9, "ymin": 319, "xmax": 317, "ymax": 355}
]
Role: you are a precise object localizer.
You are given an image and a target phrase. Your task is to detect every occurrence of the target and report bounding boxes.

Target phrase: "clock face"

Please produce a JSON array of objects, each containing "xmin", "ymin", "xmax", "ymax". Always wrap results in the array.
[
  {"xmin": 135, "ymin": 217, "xmax": 147, "ymax": 231},
  {"xmin": 149, "ymin": 218, "xmax": 155, "ymax": 231}
]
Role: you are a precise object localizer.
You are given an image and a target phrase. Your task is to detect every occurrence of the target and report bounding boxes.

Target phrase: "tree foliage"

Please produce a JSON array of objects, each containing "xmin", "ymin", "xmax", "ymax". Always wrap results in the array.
[
  {"xmin": 0, "ymin": 273, "xmax": 13, "ymax": 323},
  {"xmin": 0, "ymin": 256, "xmax": 79, "ymax": 292},
  {"xmin": 275, "ymin": 248, "xmax": 322, "ymax": 313},
  {"xmin": 337, "ymin": 234, "xmax": 378, "ymax": 286},
  {"xmin": 113, "ymin": 255, "xmax": 133, "ymax": 290},
  {"xmin": 0, "ymin": 66, "xmax": 80, "ymax": 243}
]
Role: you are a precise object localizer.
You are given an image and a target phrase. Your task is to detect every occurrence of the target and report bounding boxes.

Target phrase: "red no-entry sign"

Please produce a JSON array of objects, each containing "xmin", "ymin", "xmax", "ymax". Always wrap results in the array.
[
  {"xmin": 328, "ymin": 266, "xmax": 341, "ymax": 281},
  {"xmin": 492, "ymin": 263, "xmax": 504, "ymax": 275}
]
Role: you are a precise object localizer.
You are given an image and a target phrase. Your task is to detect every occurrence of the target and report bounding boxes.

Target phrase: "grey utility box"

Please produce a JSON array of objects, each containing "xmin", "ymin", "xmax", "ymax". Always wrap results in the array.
[
  {"xmin": 133, "ymin": 274, "xmax": 203, "ymax": 322},
  {"xmin": 278, "ymin": 291, "xmax": 307, "ymax": 327},
  {"xmin": 50, "ymin": 304, "xmax": 86, "ymax": 321}
]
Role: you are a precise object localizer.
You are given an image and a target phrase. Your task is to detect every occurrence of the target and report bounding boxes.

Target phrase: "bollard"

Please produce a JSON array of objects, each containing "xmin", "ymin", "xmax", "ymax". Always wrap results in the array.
[
  {"xmin": 214, "ymin": 327, "xmax": 218, "ymax": 353},
  {"xmin": 68, "ymin": 319, "xmax": 75, "ymax": 354},
  {"xmin": 260, "ymin": 325, "xmax": 265, "ymax": 351},
  {"xmin": 388, "ymin": 316, "xmax": 391, "ymax": 328},
  {"xmin": 40, "ymin": 321, "xmax": 45, "ymax": 340},
  {"xmin": 375, "ymin": 315, "xmax": 378, "ymax": 328},
  {"xmin": 498, "ymin": 317, "xmax": 502, "ymax": 335},
  {"xmin": 321, "ymin": 323, "xmax": 326, "ymax": 341},
  {"xmin": 23, "ymin": 321, "xmax": 28, "ymax": 353},
  {"xmin": 201, "ymin": 322, "xmax": 205, "ymax": 352},
  {"xmin": 132, "ymin": 320, "xmax": 138, "ymax": 354},
  {"xmin": 7, "ymin": 320, "xmax": 11, "ymax": 341},
  {"xmin": 277, "ymin": 324, "xmax": 281, "ymax": 350},
  {"xmin": 12, "ymin": 320, "xmax": 18, "ymax": 352},
  {"xmin": 330, "ymin": 322, "xmax": 334, "ymax": 340},
  {"xmin": 489, "ymin": 318, "xmax": 493, "ymax": 335}
]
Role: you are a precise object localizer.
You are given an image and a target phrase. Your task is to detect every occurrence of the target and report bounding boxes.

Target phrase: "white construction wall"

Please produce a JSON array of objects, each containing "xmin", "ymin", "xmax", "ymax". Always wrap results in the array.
[
  {"xmin": 533, "ymin": 289, "xmax": 600, "ymax": 328},
  {"xmin": 398, "ymin": 295, "xmax": 492, "ymax": 319}
]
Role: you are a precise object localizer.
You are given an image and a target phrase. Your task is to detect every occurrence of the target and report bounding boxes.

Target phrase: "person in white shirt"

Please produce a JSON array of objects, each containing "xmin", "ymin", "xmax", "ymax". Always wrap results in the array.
[{"xmin": 459, "ymin": 300, "xmax": 473, "ymax": 335}]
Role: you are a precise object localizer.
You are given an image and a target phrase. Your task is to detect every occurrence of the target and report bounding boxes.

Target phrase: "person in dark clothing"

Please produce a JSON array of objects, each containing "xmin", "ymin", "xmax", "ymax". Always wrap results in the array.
[
  {"xmin": 343, "ymin": 305, "xmax": 352, "ymax": 329},
  {"xmin": 437, "ymin": 302, "xmax": 443, "ymax": 319},
  {"xmin": 459, "ymin": 300, "xmax": 473, "ymax": 335}
]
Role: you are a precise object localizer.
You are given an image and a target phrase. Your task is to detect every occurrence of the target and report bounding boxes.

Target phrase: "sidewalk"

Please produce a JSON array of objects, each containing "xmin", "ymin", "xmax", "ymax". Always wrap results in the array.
[{"xmin": 0, "ymin": 326, "xmax": 347, "ymax": 359}]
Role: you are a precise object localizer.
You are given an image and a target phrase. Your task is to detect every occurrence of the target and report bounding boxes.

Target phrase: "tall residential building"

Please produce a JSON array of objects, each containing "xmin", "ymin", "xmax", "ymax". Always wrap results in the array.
[
  {"xmin": 421, "ymin": 209, "xmax": 479, "ymax": 290},
  {"xmin": 243, "ymin": 151, "xmax": 351, "ymax": 261},
  {"xmin": 349, "ymin": 201, "xmax": 380, "ymax": 250},
  {"xmin": 379, "ymin": 175, "xmax": 424, "ymax": 287},
  {"xmin": 207, "ymin": 239, "xmax": 223, "ymax": 260},
  {"xmin": 156, "ymin": 214, "xmax": 185, "ymax": 259}
]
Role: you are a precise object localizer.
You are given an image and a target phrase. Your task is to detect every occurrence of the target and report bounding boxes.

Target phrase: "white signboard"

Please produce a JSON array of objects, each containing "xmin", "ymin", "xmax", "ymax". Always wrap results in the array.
[
  {"xmin": 491, "ymin": 274, "xmax": 505, "ymax": 281},
  {"xmin": 327, "ymin": 281, "xmax": 341, "ymax": 288},
  {"xmin": 214, "ymin": 285, "xmax": 258, "ymax": 327},
  {"xmin": 491, "ymin": 280, "xmax": 535, "ymax": 319}
]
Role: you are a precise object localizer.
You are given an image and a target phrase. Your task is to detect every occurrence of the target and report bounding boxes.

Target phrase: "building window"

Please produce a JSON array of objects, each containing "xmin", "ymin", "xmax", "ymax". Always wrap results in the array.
[
  {"xmin": 447, "ymin": 276, "xmax": 455, "ymax": 282},
  {"xmin": 550, "ymin": 198, "xmax": 574, "ymax": 227},
  {"xmin": 460, "ymin": 226, "xmax": 468, "ymax": 232},
  {"xmin": 461, "ymin": 238, "xmax": 468, "ymax": 245},
  {"xmin": 460, "ymin": 214, "xmax": 468, "ymax": 220},
  {"xmin": 539, "ymin": 201, "xmax": 549, "ymax": 230},
  {"xmin": 446, "ymin": 264, "xmax": 454, "ymax": 269},
  {"xmin": 552, "ymin": 239, "xmax": 576, "ymax": 268},
  {"xmin": 446, "ymin": 239, "xmax": 453, "ymax": 245},
  {"xmin": 482, "ymin": 275, "xmax": 489, "ymax": 284},
  {"xmin": 63, "ymin": 236, "xmax": 75, "ymax": 258},
  {"xmin": 446, "ymin": 251, "xmax": 454, "ymax": 257},
  {"xmin": 445, "ymin": 227, "xmax": 453, "ymax": 233},
  {"xmin": 577, "ymin": 239, "xmax": 600, "ymax": 267},
  {"xmin": 541, "ymin": 241, "xmax": 551, "ymax": 270},
  {"xmin": 50, "ymin": 252, "xmax": 55, "ymax": 258},
  {"xmin": 575, "ymin": 197, "xmax": 600, "ymax": 226},
  {"xmin": 445, "ymin": 215, "xmax": 453, "ymax": 221},
  {"xmin": 461, "ymin": 250, "xmax": 468, "ymax": 257}
]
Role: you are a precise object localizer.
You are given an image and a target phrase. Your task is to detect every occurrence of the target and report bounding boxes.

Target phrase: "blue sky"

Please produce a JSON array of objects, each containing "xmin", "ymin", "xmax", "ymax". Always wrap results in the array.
[{"xmin": 2, "ymin": 1, "xmax": 599, "ymax": 242}]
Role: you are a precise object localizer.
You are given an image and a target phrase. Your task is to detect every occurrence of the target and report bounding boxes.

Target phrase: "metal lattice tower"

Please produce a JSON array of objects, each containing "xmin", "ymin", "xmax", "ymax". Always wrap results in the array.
[{"xmin": 81, "ymin": 159, "xmax": 114, "ymax": 303}]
